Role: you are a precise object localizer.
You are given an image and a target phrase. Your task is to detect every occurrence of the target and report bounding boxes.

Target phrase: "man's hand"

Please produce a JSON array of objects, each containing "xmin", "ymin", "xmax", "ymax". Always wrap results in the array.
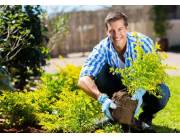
[
  {"xmin": 98, "ymin": 94, "xmax": 117, "ymax": 120},
  {"xmin": 131, "ymin": 88, "xmax": 146, "ymax": 115}
]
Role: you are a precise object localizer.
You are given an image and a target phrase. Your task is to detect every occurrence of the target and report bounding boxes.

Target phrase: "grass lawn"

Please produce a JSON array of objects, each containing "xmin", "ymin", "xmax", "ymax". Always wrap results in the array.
[{"xmin": 153, "ymin": 76, "xmax": 180, "ymax": 132}]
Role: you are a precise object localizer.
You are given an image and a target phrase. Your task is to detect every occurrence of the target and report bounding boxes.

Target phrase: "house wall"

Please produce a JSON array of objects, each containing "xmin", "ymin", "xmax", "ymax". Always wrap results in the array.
[{"xmin": 167, "ymin": 20, "xmax": 180, "ymax": 47}]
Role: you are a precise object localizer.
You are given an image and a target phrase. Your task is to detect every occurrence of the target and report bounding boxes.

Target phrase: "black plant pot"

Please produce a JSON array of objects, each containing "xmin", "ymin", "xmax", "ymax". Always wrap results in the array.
[{"xmin": 156, "ymin": 37, "xmax": 169, "ymax": 51}]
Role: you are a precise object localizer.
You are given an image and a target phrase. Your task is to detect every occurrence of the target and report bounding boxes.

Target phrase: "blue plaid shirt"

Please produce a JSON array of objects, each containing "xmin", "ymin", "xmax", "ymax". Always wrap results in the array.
[{"xmin": 80, "ymin": 32, "xmax": 154, "ymax": 79}]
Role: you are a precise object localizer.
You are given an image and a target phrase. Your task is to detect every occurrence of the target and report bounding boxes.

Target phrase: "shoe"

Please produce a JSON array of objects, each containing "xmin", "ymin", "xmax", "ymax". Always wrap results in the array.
[
  {"xmin": 141, "ymin": 121, "xmax": 156, "ymax": 133},
  {"xmin": 121, "ymin": 124, "xmax": 131, "ymax": 133},
  {"xmin": 138, "ymin": 113, "xmax": 153, "ymax": 126},
  {"xmin": 131, "ymin": 119, "xmax": 156, "ymax": 133}
]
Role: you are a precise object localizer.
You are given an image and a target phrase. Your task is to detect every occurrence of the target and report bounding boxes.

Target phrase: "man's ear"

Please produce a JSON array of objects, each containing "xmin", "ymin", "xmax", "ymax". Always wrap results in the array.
[
  {"xmin": 106, "ymin": 31, "xmax": 110, "ymax": 37},
  {"xmin": 106, "ymin": 28, "xmax": 109, "ymax": 36}
]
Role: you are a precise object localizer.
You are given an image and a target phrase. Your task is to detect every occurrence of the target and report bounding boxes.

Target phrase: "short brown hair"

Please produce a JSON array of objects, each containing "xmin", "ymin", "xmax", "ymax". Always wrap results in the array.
[{"xmin": 105, "ymin": 11, "xmax": 128, "ymax": 29}]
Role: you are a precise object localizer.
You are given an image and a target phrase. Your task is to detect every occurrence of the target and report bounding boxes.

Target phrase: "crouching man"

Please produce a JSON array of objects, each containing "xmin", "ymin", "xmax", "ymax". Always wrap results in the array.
[{"xmin": 77, "ymin": 11, "xmax": 170, "ymax": 132}]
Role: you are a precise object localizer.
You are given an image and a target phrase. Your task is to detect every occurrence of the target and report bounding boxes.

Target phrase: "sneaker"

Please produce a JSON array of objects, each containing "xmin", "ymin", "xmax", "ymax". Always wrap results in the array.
[
  {"xmin": 121, "ymin": 124, "xmax": 131, "ymax": 133},
  {"xmin": 131, "ymin": 119, "xmax": 156, "ymax": 133},
  {"xmin": 141, "ymin": 121, "xmax": 156, "ymax": 132}
]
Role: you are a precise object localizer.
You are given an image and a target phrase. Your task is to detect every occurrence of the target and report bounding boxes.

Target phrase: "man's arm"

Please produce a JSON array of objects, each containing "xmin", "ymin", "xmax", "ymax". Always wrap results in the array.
[
  {"xmin": 78, "ymin": 75, "xmax": 117, "ymax": 120},
  {"xmin": 78, "ymin": 76, "xmax": 101, "ymax": 100}
]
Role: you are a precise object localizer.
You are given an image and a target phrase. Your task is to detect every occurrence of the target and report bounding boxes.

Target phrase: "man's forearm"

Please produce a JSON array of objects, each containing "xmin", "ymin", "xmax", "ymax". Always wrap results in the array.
[{"xmin": 78, "ymin": 76, "xmax": 101, "ymax": 100}]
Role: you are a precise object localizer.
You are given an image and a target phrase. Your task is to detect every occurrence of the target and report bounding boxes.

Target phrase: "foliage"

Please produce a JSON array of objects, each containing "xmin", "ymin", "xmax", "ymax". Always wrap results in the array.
[
  {"xmin": 0, "ymin": 5, "xmax": 49, "ymax": 90},
  {"xmin": 37, "ymin": 65, "xmax": 101, "ymax": 132},
  {"xmin": 48, "ymin": 13, "xmax": 69, "ymax": 37},
  {"xmin": 52, "ymin": 89, "xmax": 100, "ymax": 133},
  {"xmin": 0, "ymin": 91, "xmax": 38, "ymax": 128},
  {"xmin": 0, "ymin": 64, "xmax": 179, "ymax": 132},
  {"xmin": 110, "ymin": 32, "xmax": 171, "ymax": 96},
  {"xmin": 47, "ymin": 13, "xmax": 70, "ymax": 57},
  {"xmin": 0, "ymin": 65, "xmax": 101, "ymax": 132},
  {"xmin": 95, "ymin": 123, "xmax": 122, "ymax": 133},
  {"xmin": 40, "ymin": 65, "xmax": 81, "ymax": 99},
  {"xmin": 151, "ymin": 6, "xmax": 170, "ymax": 38}
]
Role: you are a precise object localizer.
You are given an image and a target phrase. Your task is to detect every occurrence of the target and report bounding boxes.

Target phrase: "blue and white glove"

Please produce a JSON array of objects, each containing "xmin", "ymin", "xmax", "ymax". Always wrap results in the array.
[
  {"xmin": 131, "ymin": 88, "xmax": 146, "ymax": 115},
  {"xmin": 98, "ymin": 94, "xmax": 117, "ymax": 120}
]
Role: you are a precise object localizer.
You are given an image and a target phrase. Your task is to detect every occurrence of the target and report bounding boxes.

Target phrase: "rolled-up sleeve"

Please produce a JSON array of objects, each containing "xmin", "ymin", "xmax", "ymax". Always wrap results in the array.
[{"xmin": 80, "ymin": 44, "xmax": 106, "ymax": 79}]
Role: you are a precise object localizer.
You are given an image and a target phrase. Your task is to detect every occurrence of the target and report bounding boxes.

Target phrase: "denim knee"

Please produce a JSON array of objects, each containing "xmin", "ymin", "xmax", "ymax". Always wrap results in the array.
[{"xmin": 158, "ymin": 83, "xmax": 170, "ymax": 110}]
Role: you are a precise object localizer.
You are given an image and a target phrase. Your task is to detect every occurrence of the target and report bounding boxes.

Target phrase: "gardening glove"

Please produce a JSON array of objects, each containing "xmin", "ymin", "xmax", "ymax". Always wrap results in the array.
[
  {"xmin": 98, "ymin": 94, "xmax": 117, "ymax": 120},
  {"xmin": 131, "ymin": 88, "xmax": 146, "ymax": 115}
]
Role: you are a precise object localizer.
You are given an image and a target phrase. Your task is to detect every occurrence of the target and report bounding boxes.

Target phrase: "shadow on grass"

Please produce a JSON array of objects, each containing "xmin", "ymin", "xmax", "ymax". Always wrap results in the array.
[{"xmin": 153, "ymin": 124, "xmax": 180, "ymax": 133}]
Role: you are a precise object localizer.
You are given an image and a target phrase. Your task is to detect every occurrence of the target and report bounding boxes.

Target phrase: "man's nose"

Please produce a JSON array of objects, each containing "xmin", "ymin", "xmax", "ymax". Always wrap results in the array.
[{"xmin": 113, "ymin": 31, "xmax": 120, "ymax": 38}]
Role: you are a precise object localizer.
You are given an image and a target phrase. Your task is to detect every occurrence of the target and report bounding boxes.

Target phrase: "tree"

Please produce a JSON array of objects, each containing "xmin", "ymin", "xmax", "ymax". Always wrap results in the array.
[
  {"xmin": 0, "ymin": 5, "xmax": 49, "ymax": 90},
  {"xmin": 47, "ymin": 12, "xmax": 70, "ymax": 57},
  {"xmin": 151, "ymin": 6, "xmax": 170, "ymax": 51}
]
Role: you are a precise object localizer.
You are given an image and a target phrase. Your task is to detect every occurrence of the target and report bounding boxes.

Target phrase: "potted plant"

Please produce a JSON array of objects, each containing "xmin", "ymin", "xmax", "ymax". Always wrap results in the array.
[{"xmin": 109, "ymin": 32, "xmax": 172, "ymax": 125}]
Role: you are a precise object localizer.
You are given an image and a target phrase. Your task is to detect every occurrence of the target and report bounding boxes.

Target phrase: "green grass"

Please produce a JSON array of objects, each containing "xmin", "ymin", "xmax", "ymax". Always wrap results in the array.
[{"xmin": 153, "ymin": 76, "xmax": 180, "ymax": 132}]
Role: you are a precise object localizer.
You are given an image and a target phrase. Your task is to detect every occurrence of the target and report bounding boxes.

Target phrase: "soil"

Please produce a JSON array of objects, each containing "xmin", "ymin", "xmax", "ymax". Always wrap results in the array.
[
  {"xmin": 111, "ymin": 90, "xmax": 138, "ymax": 125},
  {"xmin": 0, "ymin": 127, "xmax": 45, "ymax": 133},
  {"xmin": 0, "ymin": 120, "xmax": 45, "ymax": 133}
]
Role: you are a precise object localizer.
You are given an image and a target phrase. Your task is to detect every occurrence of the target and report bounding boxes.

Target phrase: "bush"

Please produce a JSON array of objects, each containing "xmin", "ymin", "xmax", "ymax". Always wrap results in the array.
[
  {"xmin": 40, "ymin": 65, "xmax": 81, "ymax": 99},
  {"xmin": 0, "ymin": 65, "xmax": 103, "ymax": 132},
  {"xmin": 0, "ymin": 91, "xmax": 38, "ymax": 128},
  {"xmin": 53, "ymin": 89, "xmax": 101, "ymax": 133},
  {"xmin": 0, "ymin": 65, "xmax": 179, "ymax": 132},
  {"xmin": 36, "ymin": 65, "xmax": 101, "ymax": 132},
  {"xmin": 0, "ymin": 5, "xmax": 49, "ymax": 90}
]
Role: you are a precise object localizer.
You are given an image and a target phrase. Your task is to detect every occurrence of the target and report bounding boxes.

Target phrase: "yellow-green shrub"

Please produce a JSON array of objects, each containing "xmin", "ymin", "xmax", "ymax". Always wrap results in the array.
[
  {"xmin": 0, "ymin": 65, "xmax": 102, "ymax": 132},
  {"xmin": 40, "ymin": 65, "xmax": 81, "ymax": 99},
  {"xmin": 0, "ymin": 91, "xmax": 38, "ymax": 128},
  {"xmin": 110, "ymin": 32, "xmax": 171, "ymax": 97}
]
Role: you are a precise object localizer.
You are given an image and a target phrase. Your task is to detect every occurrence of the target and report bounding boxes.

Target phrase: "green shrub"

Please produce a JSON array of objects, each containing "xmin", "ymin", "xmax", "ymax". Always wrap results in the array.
[
  {"xmin": 0, "ymin": 5, "xmax": 49, "ymax": 90},
  {"xmin": 0, "ymin": 91, "xmax": 38, "ymax": 128},
  {"xmin": 95, "ymin": 123, "xmax": 122, "ymax": 133},
  {"xmin": 110, "ymin": 32, "xmax": 172, "ymax": 97},
  {"xmin": 1, "ymin": 67, "xmax": 179, "ymax": 132},
  {"xmin": 35, "ymin": 89, "xmax": 101, "ymax": 133},
  {"xmin": 40, "ymin": 65, "xmax": 81, "ymax": 99},
  {"xmin": 53, "ymin": 89, "xmax": 101, "ymax": 133},
  {"xmin": 0, "ymin": 65, "xmax": 102, "ymax": 132}
]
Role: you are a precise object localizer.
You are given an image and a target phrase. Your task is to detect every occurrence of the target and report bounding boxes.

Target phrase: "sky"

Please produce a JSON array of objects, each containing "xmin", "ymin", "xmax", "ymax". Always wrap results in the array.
[{"xmin": 43, "ymin": 5, "xmax": 111, "ymax": 15}]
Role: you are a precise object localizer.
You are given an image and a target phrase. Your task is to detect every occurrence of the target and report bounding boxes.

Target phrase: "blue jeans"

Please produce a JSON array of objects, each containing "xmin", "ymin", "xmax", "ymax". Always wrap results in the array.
[
  {"xmin": 139, "ymin": 83, "xmax": 170, "ymax": 124},
  {"xmin": 95, "ymin": 64, "xmax": 170, "ymax": 123}
]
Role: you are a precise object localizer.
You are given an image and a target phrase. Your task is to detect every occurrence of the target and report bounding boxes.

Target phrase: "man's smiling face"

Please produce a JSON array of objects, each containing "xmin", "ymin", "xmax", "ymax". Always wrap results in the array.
[{"xmin": 106, "ymin": 19, "xmax": 128, "ymax": 48}]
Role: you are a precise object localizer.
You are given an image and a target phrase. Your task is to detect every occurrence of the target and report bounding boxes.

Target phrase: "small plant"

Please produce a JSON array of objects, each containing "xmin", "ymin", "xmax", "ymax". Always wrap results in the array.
[
  {"xmin": 0, "ymin": 91, "xmax": 38, "ymax": 128},
  {"xmin": 0, "ymin": 65, "xmax": 102, "ymax": 132},
  {"xmin": 37, "ymin": 88, "xmax": 101, "ymax": 133},
  {"xmin": 110, "ymin": 32, "xmax": 172, "ymax": 97},
  {"xmin": 95, "ymin": 123, "xmax": 122, "ymax": 133}
]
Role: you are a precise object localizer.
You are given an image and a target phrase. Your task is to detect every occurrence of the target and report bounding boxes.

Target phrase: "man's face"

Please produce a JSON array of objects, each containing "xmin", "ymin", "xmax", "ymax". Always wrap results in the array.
[{"xmin": 106, "ymin": 19, "xmax": 128, "ymax": 48}]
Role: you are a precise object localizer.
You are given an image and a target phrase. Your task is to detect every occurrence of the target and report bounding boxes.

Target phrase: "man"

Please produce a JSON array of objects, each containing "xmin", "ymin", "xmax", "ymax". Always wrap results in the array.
[{"xmin": 77, "ymin": 11, "xmax": 170, "ymax": 132}]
